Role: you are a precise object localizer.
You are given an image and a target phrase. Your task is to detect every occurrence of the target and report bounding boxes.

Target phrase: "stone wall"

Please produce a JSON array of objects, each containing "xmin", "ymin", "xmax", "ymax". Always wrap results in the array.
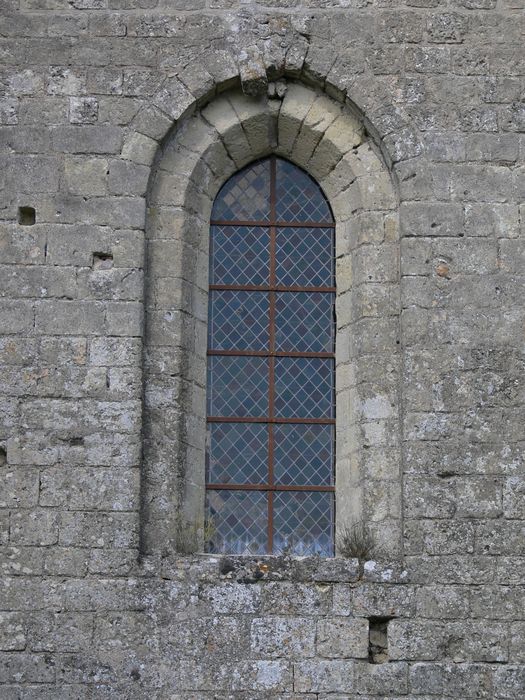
[{"xmin": 0, "ymin": 0, "xmax": 524, "ymax": 697}]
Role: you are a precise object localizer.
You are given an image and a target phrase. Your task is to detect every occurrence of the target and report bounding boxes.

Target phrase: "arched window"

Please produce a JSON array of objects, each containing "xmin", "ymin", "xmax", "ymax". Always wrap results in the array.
[{"xmin": 205, "ymin": 156, "xmax": 335, "ymax": 556}]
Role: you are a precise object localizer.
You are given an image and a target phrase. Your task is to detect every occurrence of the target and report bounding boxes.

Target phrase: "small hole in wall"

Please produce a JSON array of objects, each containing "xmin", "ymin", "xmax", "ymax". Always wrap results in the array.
[
  {"xmin": 0, "ymin": 446, "xmax": 6, "ymax": 467},
  {"xmin": 92, "ymin": 252, "xmax": 113, "ymax": 270},
  {"xmin": 368, "ymin": 616, "xmax": 392, "ymax": 664},
  {"xmin": 18, "ymin": 207, "xmax": 36, "ymax": 226}
]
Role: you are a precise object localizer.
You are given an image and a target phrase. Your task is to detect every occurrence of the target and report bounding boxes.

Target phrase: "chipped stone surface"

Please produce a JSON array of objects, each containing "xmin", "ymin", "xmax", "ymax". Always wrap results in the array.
[{"xmin": 0, "ymin": 0, "xmax": 524, "ymax": 696}]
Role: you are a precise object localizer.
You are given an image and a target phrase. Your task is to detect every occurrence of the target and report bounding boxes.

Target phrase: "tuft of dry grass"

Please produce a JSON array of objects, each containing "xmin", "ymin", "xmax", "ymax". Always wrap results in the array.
[{"xmin": 337, "ymin": 521, "xmax": 376, "ymax": 561}]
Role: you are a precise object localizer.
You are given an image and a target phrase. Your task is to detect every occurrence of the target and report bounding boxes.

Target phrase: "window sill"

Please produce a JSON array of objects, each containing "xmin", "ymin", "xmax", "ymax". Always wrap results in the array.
[{"xmin": 141, "ymin": 552, "xmax": 407, "ymax": 584}]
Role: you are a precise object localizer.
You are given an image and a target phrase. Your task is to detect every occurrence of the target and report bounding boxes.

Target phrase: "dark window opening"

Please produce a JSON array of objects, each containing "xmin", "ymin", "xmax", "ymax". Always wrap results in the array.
[{"xmin": 205, "ymin": 156, "xmax": 335, "ymax": 557}]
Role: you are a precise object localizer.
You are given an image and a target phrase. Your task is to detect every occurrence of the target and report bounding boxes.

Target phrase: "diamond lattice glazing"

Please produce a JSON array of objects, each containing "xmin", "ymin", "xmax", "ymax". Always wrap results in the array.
[
  {"xmin": 274, "ymin": 424, "xmax": 334, "ymax": 486},
  {"xmin": 273, "ymin": 491, "xmax": 334, "ymax": 556},
  {"xmin": 207, "ymin": 423, "xmax": 268, "ymax": 484},
  {"xmin": 207, "ymin": 156, "xmax": 335, "ymax": 555},
  {"xmin": 212, "ymin": 160, "xmax": 271, "ymax": 222},
  {"xmin": 210, "ymin": 226, "xmax": 269, "ymax": 286},
  {"xmin": 275, "ymin": 158, "xmax": 333, "ymax": 223},
  {"xmin": 209, "ymin": 290, "xmax": 269, "ymax": 351},
  {"xmin": 207, "ymin": 490, "xmax": 268, "ymax": 554},
  {"xmin": 275, "ymin": 292, "xmax": 334, "ymax": 353},
  {"xmin": 207, "ymin": 356, "xmax": 269, "ymax": 417},
  {"xmin": 274, "ymin": 357, "xmax": 334, "ymax": 418},
  {"xmin": 276, "ymin": 228, "xmax": 334, "ymax": 288}
]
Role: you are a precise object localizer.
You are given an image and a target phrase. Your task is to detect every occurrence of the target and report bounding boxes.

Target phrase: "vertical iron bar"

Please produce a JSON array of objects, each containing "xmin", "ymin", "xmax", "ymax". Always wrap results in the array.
[{"xmin": 267, "ymin": 156, "xmax": 277, "ymax": 553}]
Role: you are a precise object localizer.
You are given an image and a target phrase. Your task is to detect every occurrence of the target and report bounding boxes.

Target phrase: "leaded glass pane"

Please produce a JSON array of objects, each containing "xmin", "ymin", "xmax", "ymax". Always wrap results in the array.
[
  {"xmin": 274, "ymin": 357, "xmax": 334, "ymax": 418},
  {"xmin": 276, "ymin": 227, "xmax": 334, "ymax": 288},
  {"xmin": 212, "ymin": 159, "xmax": 271, "ymax": 222},
  {"xmin": 275, "ymin": 159, "xmax": 332, "ymax": 223},
  {"xmin": 207, "ymin": 423, "xmax": 268, "ymax": 484},
  {"xmin": 274, "ymin": 424, "xmax": 334, "ymax": 486},
  {"xmin": 210, "ymin": 225, "xmax": 269, "ymax": 286},
  {"xmin": 207, "ymin": 356, "xmax": 269, "ymax": 417},
  {"xmin": 275, "ymin": 292, "xmax": 334, "ymax": 353},
  {"xmin": 273, "ymin": 491, "xmax": 334, "ymax": 556},
  {"xmin": 208, "ymin": 291, "xmax": 269, "ymax": 351},
  {"xmin": 206, "ymin": 156, "xmax": 336, "ymax": 556},
  {"xmin": 207, "ymin": 490, "xmax": 267, "ymax": 554}
]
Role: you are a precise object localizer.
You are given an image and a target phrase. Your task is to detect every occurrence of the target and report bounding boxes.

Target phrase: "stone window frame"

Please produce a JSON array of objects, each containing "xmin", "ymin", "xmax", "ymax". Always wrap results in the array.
[{"xmin": 141, "ymin": 80, "xmax": 402, "ymax": 560}]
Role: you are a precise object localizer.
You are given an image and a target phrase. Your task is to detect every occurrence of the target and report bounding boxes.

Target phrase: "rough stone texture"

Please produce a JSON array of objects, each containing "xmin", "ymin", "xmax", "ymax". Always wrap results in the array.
[{"xmin": 0, "ymin": 0, "xmax": 524, "ymax": 697}]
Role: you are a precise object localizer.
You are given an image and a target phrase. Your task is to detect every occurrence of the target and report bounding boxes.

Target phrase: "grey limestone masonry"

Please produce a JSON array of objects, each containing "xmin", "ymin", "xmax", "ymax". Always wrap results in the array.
[{"xmin": 0, "ymin": 0, "xmax": 524, "ymax": 698}]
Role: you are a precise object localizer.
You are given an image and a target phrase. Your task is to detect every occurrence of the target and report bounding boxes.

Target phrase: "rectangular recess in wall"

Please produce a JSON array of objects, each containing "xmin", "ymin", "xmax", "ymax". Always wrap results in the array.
[
  {"xmin": 368, "ymin": 616, "xmax": 391, "ymax": 664},
  {"xmin": 18, "ymin": 206, "xmax": 36, "ymax": 225},
  {"xmin": 92, "ymin": 252, "xmax": 114, "ymax": 270}
]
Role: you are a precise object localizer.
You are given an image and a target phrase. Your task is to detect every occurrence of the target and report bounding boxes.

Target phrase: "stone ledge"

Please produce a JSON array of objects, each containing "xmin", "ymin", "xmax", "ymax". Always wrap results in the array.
[{"xmin": 151, "ymin": 553, "xmax": 407, "ymax": 584}]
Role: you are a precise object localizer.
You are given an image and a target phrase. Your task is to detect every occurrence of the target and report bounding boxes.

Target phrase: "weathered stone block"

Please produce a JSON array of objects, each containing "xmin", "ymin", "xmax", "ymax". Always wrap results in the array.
[
  {"xmin": 64, "ymin": 156, "xmax": 108, "ymax": 196},
  {"xmin": 293, "ymin": 659, "xmax": 354, "ymax": 693},
  {"xmin": 444, "ymin": 620, "xmax": 508, "ymax": 662},
  {"xmin": 494, "ymin": 666, "xmax": 525, "ymax": 699},
  {"xmin": 401, "ymin": 202, "xmax": 464, "ymax": 237},
  {"xmin": 389, "ymin": 620, "xmax": 446, "ymax": 661},
  {"xmin": 0, "ymin": 467, "xmax": 38, "ymax": 508},
  {"xmin": 51, "ymin": 125, "xmax": 123, "ymax": 153},
  {"xmin": 40, "ymin": 466, "xmax": 139, "ymax": 511},
  {"xmin": 316, "ymin": 618, "xmax": 368, "ymax": 659},
  {"xmin": 35, "ymin": 300, "xmax": 106, "ymax": 335},
  {"xmin": 261, "ymin": 582, "xmax": 332, "ymax": 616},
  {"xmin": 251, "ymin": 617, "xmax": 315, "ymax": 659},
  {"xmin": 10, "ymin": 509, "xmax": 59, "ymax": 546},
  {"xmin": 30, "ymin": 612, "xmax": 93, "ymax": 652},
  {"xmin": 0, "ymin": 652, "xmax": 56, "ymax": 683},
  {"xmin": 416, "ymin": 585, "xmax": 469, "ymax": 619},
  {"xmin": 203, "ymin": 583, "xmax": 261, "ymax": 614},
  {"xmin": 108, "ymin": 159, "xmax": 150, "ymax": 196},
  {"xmin": 333, "ymin": 583, "xmax": 415, "ymax": 618},
  {"xmin": 69, "ymin": 96, "xmax": 98, "ymax": 124},
  {"xmin": 0, "ymin": 613, "xmax": 26, "ymax": 651},
  {"xmin": 355, "ymin": 660, "xmax": 409, "ymax": 695}
]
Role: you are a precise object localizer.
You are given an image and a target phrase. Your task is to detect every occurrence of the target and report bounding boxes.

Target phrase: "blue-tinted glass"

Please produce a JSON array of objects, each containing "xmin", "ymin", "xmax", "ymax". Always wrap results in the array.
[
  {"xmin": 274, "ymin": 424, "xmax": 334, "ymax": 486},
  {"xmin": 206, "ymin": 157, "xmax": 336, "ymax": 557},
  {"xmin": 212, "ymin": 159, "xmax": 270, "ymax": 222},
  {"xmin": 207, "ymin": 356, "xmax": 269, "ymax": 417},
  {"xmin": 274, "ymin": 357, "xmax": 334, "ymax": 418},
  {"xmin": 208, "ymin": 291, "xmax": 269, "ymax": 351},
  {"xmin": 276, "ymin": 227, "xmax": 334, "ymax": 288},
  {"xmin": 210, "ymin": 226, "xmax": 269, "ymax": 286},
  {"xmin": 275, "ymin": 159, "xmax": 332, "ymax": 223},
  {"xmin": 273, "ymin": 491, "xmax": 334, "ymax": 556},
  {"xmin": 207, "ymin": 423, "xmax": 268, "ymax": 484},
  {"xmin": 275, "ymin": 292, "xmax": 334, "ymax": 353},
  {"xmin": 207, "ymin": 490, "xmax": 267, "ymax": 554}
]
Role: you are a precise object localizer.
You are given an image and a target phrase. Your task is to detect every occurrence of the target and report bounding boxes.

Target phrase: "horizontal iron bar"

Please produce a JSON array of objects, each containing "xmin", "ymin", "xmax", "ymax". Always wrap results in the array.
[
  {"xmin": 209, "ymin": 285, "xmax": 336, "ymax": 293},
  {"xmin": 206, "ymin": 483, "xmax": 335, "ymax": 492},
  {"xmin": 207, "ymin": 350, "xmax": 334, "ymax": 358},
  {"xmin": 211, "ymin": 220, "xmax": 334, "ymax": 229},
  {"xmin": 207, "ymin": 416, "xmax": 335, "ymax": 424}
]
